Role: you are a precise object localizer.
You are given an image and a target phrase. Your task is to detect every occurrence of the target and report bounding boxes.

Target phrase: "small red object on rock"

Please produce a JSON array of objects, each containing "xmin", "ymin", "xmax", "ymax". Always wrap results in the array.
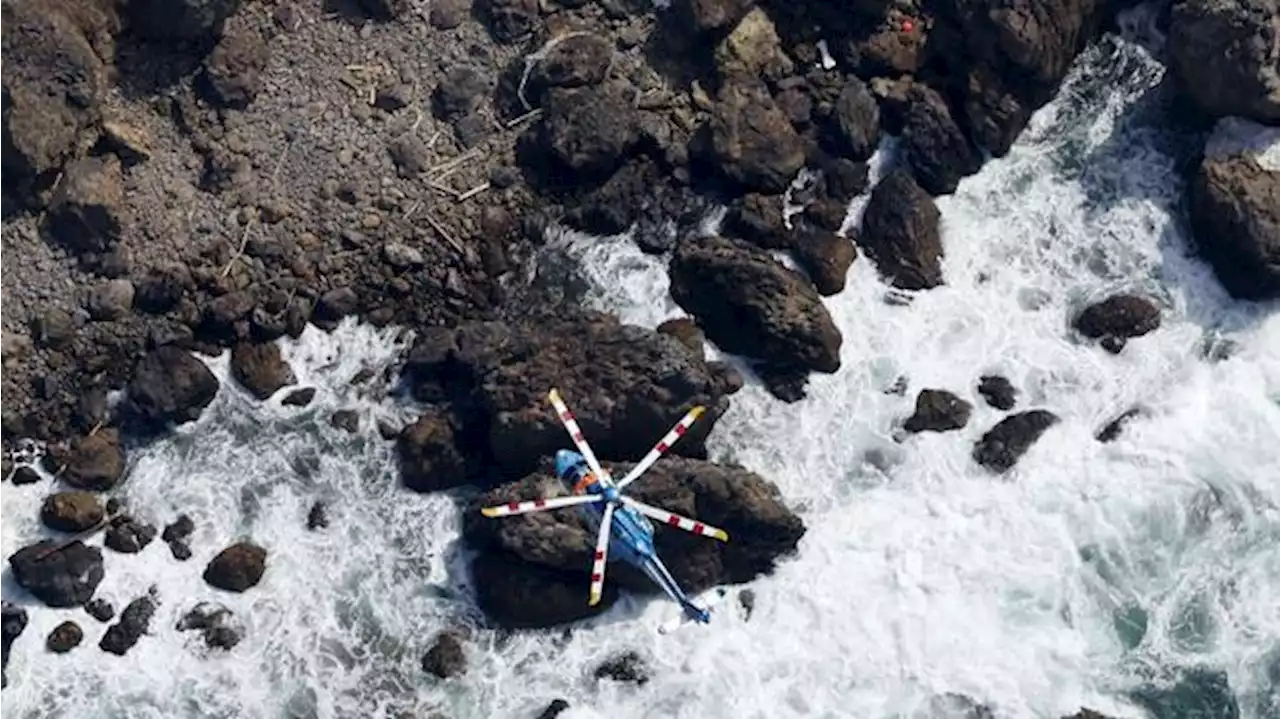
[{"xmin": 901, "ymin": 19, "xmax": 915, "ymax": 32}]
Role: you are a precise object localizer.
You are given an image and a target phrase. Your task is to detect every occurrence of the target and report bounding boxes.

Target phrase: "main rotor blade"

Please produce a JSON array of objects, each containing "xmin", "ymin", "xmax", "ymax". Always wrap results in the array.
[
  {"xmin": 621, "ymin": 496, "xmax": 729, "ymax": 542},
  {"xmin": 589, "ymin": 502, "xmax": 616, "ymax": 606},
  {"xmin": 613, "ymin": 405, "xmax": 706, "ymax": 492},
  {"xmin": 547, "ymin": 388, "xmax": 613, "ymax": 484},
  {"xmin": 480, "ymin": 494, "xmax": 602, "ymax": 518}
]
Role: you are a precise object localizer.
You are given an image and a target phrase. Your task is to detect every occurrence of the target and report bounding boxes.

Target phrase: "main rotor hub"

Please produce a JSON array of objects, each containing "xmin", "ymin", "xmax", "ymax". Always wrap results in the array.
[{"xmin": 602, "ymin": 486, "xmax": 620, "ymax": 503}]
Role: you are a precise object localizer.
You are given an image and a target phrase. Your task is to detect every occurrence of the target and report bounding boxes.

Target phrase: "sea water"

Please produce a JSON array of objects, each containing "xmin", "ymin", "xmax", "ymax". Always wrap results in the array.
[{"xmin": 3, "ymin": 6, "xmax": 1278, "ymax": 719}]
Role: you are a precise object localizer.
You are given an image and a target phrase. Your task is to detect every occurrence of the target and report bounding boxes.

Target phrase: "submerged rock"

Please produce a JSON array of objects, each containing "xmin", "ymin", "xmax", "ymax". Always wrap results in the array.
[
  {"xmin": 8, "ymin": 540, "xmax": 104, "ymax": 607},
  {"xmin": 421, "ymin": 630, "xmax": 467, "ymax": 679},
  {"xmin": 462, "ymin": 456, "xmax": 804, "ymax": 628},
  {"xmin": 2, "ymin": 602, "xmax": 28, "ymax": 688},
  {"xmin": 536, "ymin": 699, "xmax": 571, "ymax": 719},
  {"xmin": 1096, "ymin": 406, "xmax": 1144, "ymax": 443},
  {"xmin": 593, "ymin": 650, "xmax": 650, "ymax": 684},
  {"xmin": 104, "ymin": 515, "xmax": 158, "ymax": 554},
  {"xmin": 100, "ymin": 594, "xmax": 157, "ymax": 656},
  {"xmin": 903, "ymin": 389, "xmax": 972, "ymax": 433},
  {"xmin": 177, "ymin": 602, "xmax": 244, "ymax": 650},
  {"xmin": 972, "ymin": 410, "xmax": 1060, "ymax": 473},
  {"xmin": 977, "ymin": 375, "xmax": 1018, "ymax": 410}
]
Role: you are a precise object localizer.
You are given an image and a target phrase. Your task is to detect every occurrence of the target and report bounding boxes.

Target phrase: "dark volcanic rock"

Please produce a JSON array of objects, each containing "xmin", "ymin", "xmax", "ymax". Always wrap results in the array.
[
  {"xmin": 537, "ymin": 699, "xmax": 571, "ymax": 719},
  {"xmin": 401, "ymin": 312, "xmax": 731, "ymax": 480},
  {"xmin": 177, "ymin": 602, "xmax": 244, "ymax": 649},
  {"xmin": 701, "ymin": 80, "xmax": 807, "ymax": 193},
  {"xmin": 200, "ymin": 25, "xmax": 269, "ymax": 109},
  {"xmin": 41, "ymin": 491, "xmax": 105, "ymax": 532},
  {"xmin": 2, "ymin": 602, "xmax": 28, "ymax": 688},
  {"xmin": 790, "ymin": 224, "xmax": 857, "ymax": 296},
  {"xmin": 230, "ymin": 341, "xmax": 296, "ymax": 400},
  {"xmin": 1, "ymin": 0, "xmax": 107, "ymax": 203},
  {"xmin": 8, "ymin": 540, "xmax": 104, "ymax": 607},
  {"xmin": 100, "ymin": 594, "xmax": 157, "ymax": 656},
  {"xmin": 203, "ymin": 541, "xmax": 267, "ymax": 592},
  {"xmin": 1169, "ymin": 0, "xmax": 1280, "ymax": 124},
  {"xmin": 669, "ymin": 234, "xmax": 842, "ymax": 378},
  {"xmin": 104, "ymin": 515, "xmax": 158, "ymax": 553},
  {"xmin": 682, "ymin": 0, "xmax": 756, "ymax": 31},
  {"xmin": 1096, "ymin": 406, "xmax": 1143, "ymax": 443},
  {"xmin": 45, "ymin": 155, "xmax": 126, "ymax": 254},
  {"xmin": 46, "ymin": 621, "xmax": 83, "ymax": 653},
  {"xmin": 398, "ymin": 409, "xmax": 470, "ymax": 492},
  {"xmin": 421, "ymin": 630, "xmax": 467, "ymax": 678},
  {"xmin": 859, "ymin": 169, "xmax": 944, "ymax": 290},
  {"xmin": 479, "ymin": 0, "xmax": 539, "ymax": 42},
  {"xmin": 127, "ymin": 346, "xmax": 220, "ymax": 428},
  {"xmin": 901, "ymin": 85, "xmax": 983, "ymax": 196},
  {"xmin": 1190, "ymin": 144, "xmax": 1279, "ymax": 300},
  {"xmin": 1073, "ymin": 294, "xmax": 1161, "ymax": 352},
  {"xmin": 977, "ymin": 375, "xmax": 1018, "ymax": 410},
  {"xmin": 432, "ymin": 65, "xmax": 490, "ymax": 120},
  {"xmin": 306, "ymin": 501, "xmax": 328, "ymax": 530},
  {"xmin": 528, "ymin": 33, "xmax": 613, "ymax": 95},
  {"xmin": 61, "ymin": 428, "xmax": 125, "ymax": 490},
  {"xmin": 282, "ymin": 387, "xmax": 317, "ymax": 407},
  {"xmin": 533, "ymin": 83, "xmax": 640, "ymax": 187},
  {"xmin": 973, "ymin": 410, "xmax": 1060, "ymax": 473},
  {"xmin": 656, "ymin": 318, "xmax": 705, "ymax": 354},
  {"xmin": 85, "ymin": 598, "xmax": 114, "ymax": 622},
  {"xmin": 903, "ymin": 389, "xmax": 972, "ymax": 433},
  {"xmin": 822, "ymin": 76, "xmax": 881, "ymax": 162},
  {"xmin": 462, "ymin": 456, "xmax": 804, "ymax": 628}
]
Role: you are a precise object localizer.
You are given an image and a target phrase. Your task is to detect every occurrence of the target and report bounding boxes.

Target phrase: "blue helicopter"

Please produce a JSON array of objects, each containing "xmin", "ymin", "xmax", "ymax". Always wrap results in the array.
[{"xmin": 481, "ymin": 388, "xmax": 730, "ymax": 627}]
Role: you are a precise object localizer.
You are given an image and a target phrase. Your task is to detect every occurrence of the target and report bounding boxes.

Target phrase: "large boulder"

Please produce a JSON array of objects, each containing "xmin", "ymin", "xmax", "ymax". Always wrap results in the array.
[
  {"xmin": 8, "ymin": 540, "xmax": 104, "ymax": 607},
  {"xmin": 900, "ymin": 84, "xmax": 983, "ymax": 196},
  {"xmin": 400, "ymin": 313, "xmax": 732, "ymax": 481},
  {"xmin": 462, "ymin": 456, "xmax": 805, "ymax": 628},
  {"xmin": 1, "ymin": 0, "xmax": 108, "ymax": 204},
  {"xmin": 1169, "ymin": 0, "xmax": 1280, "ymax": 124},
  {"xmin": 1190, "ymin": 119, "xmax": 1280, "ymax": 299},
  {"xmin": 230, "ymin": 341, "xmax": 296, "ymax": 400},
  {"xmin": 859, "ymin": 168, "xmax": 945, "ymax": 290},
  {"xmin": 699, "ymin": 80, "xmax": 807, "ymax": 194},
  {"xmin": 126, "ymin": 346, "xmax": 220, "ymax": 428},
  {"xmin": 668, "ymin": 233, "xmax": 843, "ymax": 375},
  {"xmin": 531, "ymin": 83, "xmax": 640, "ymax": 187}
]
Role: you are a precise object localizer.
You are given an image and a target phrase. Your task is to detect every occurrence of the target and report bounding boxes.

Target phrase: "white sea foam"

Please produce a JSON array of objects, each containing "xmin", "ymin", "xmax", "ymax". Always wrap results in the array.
[{"xmin": 4, "ymin": 7, "xmax": 1279, "ymax": 719}]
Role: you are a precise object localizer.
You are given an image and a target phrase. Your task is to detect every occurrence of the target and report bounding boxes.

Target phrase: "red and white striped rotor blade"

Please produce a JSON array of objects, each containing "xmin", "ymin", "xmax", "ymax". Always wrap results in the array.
[
  {"xmin": 547, "ymin": 388, "xmax": 612, "ymax": 484},
  {"xmin": 480, "ymin": 494, "xmax": 600, "ymax": 518},
  {"xmin": 588, "ymin": 502, "xmax": 616, "ymax": 606},
  {"xmin": 613, "ymin": 405, "xmax": 706, "ymax": 491},
  {"xmin": 621, "ymin": 497, "xmax": 729, "ymax": 542}
]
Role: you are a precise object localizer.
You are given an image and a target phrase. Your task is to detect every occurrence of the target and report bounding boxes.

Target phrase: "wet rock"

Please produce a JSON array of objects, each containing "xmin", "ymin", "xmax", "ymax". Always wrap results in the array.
[
  {"xmin": 903, "ymin": 389, "xmax": 972, "ymax": 433},
  {"xmin": 99, "ymin": 594, "xmax": 157, "ymax": 656},
  {"xmin": 1190, "ymin": 127, "xmax": 1280, "ymax": 300},
  {"xmin": 398, "ymin": 410, "xmax": 472, "ymax": 492},
  {"xmin": 929, "ymin": 693, "xmax": 996, "ymax": 719},
  {"xmin": 1060, "ymin": 710, "xmax": 1118, "ymax": 719},
  {"xmin": 46, "ymin": 621, "xmax": 83, "ymax": 653},
  {"xmin": 1, "ymin": 0, "xmax": 106, "ymax": 202},
  {"xmin": 127, "ymin": 0, "xmax": 241, "ymax": 41},
  {"xmin": 177, "ymin": 602, "xmax": 244, "ymax": 649},
  {"xmin": 282, "ymin": 387, "xmax": 317, "ymax": 407},
  {"xmin": 901, "ymin": 85, "xmax": 982, "ymax": 196},
  {"xmin": 682, "ymin": 0, "xmax": 756, "ymax": 31},
  {"xmin": 231, "ymin": 341, "xmax": 296, "ymax": 400},
  {"xmin": 1096, "ymin": 407, "xmax": 1143, "ymax": 443},
  {"xmin": 433, "ymin": 65, "xmax": 490, "ymax": 120},
  {"xmin": 41, "ymin": 491, "xmax": 104, "ymax": 532},
  {"xmin": 463, "ymin": 456, "xmax": 805, "ymax": 628},
  {"xmin": 670, "ymin": 233, "xmax": 842, "ymax": 380},
  {"xmin": 45, "ymin": 155, "xmax": 125, "ymax": 254},
  {"xmin": 859, "ymin": 168, "xmax": 944, "ymax": 290},
  {"xmin": 533, "ymin": 83, "xmax": 640, "ymax": 186},
  {"xmin": 329, "ymin": 409, "xmax": 360, "ymax": 433},
  {"xmin": 203, "ymin": 541, "xmax": 266, "ymax": 592},
  {"xmin": 973, "ymin": 410, "xmax": 1060, "ymax": 473},
  {"xmin": 790, "ymin": 224, "xmax": 857, "ymax": 296},
  {"xmin": 87, "ymin": 279, "xmax": 135, "ymax": 320},
  {"xmin": 821, "ymin": 76, "xmax": 881, "ymax": 162},
  {"xmin": 307, "ymin": 501, "xmax": 328, "ymax": 529},
  {"xmin": 700, "ymin": 80, "xmax": 806, "ymax": 193},
  {"xmin": 977, "ymin": 375, "xmax": 1018, "ymax": 410},
  {"xmin": 402, "ymin": 312, "xmax": 731, "ymax": 479},
  {"xmin": 126, "ymin": 346, "xmax": 220, "ymax": 428},
  {"xmin": 656, "ymin": 317, "xmax": 705, "ymax": 354},
  {"xmin": 537, "ymin": 699, "xmax": 571, "ymax": 719},
  {"xmin": 594, "ymin": 650, "xmax": 649, "ymax": 684},
  {"xmin": 60, "ymin": 428, "xmax": 126, "ymax": 491},
  {"xmin": 162, "ymin": 514, "xmax": 194, "ymax": 545},
  {"xmin": 105, "ymin": 515, "xmax": 158, "ymax": 554},
  {"xmin": 738, "ymin": 588, "xmax": 755, "ymax": 619},
  {"xmin": 12, "ymin": 466, "xmax": 42, "ymax": 485},
  {"xmin": 1169, "ymin": 0, "xmax": 1280, "ymax": 123},
  {"xmin": 479, "ymin": 0, "xmax": 540, "ymax": 43},
  {"xmin": 85, "ymin": 598, "xmax": 114, "ymax": 622},
  {"xmin": 2, "ymin": 602, "xmax": 28, "ymax": 687},
  {"xmin": 200, "ymin": 25, "xmax": 269, "ymax": 109},
  {"xmin": 8, "ymin": 540, "xmax": 104, "ymax": 607},
  {"xmin": 421, "ymin": 630, "xmax": 467, "ymax": 678},
  {"xmin": 1073, "ymin": 294, "xmax": 1161, "ymax": 352}
]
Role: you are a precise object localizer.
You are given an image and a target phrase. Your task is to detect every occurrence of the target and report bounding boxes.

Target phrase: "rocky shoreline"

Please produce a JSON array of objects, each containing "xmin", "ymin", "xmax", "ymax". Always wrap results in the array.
[{"xmin": 2, "ymin": 0, "xmax": 1277, "ymax": 714}]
